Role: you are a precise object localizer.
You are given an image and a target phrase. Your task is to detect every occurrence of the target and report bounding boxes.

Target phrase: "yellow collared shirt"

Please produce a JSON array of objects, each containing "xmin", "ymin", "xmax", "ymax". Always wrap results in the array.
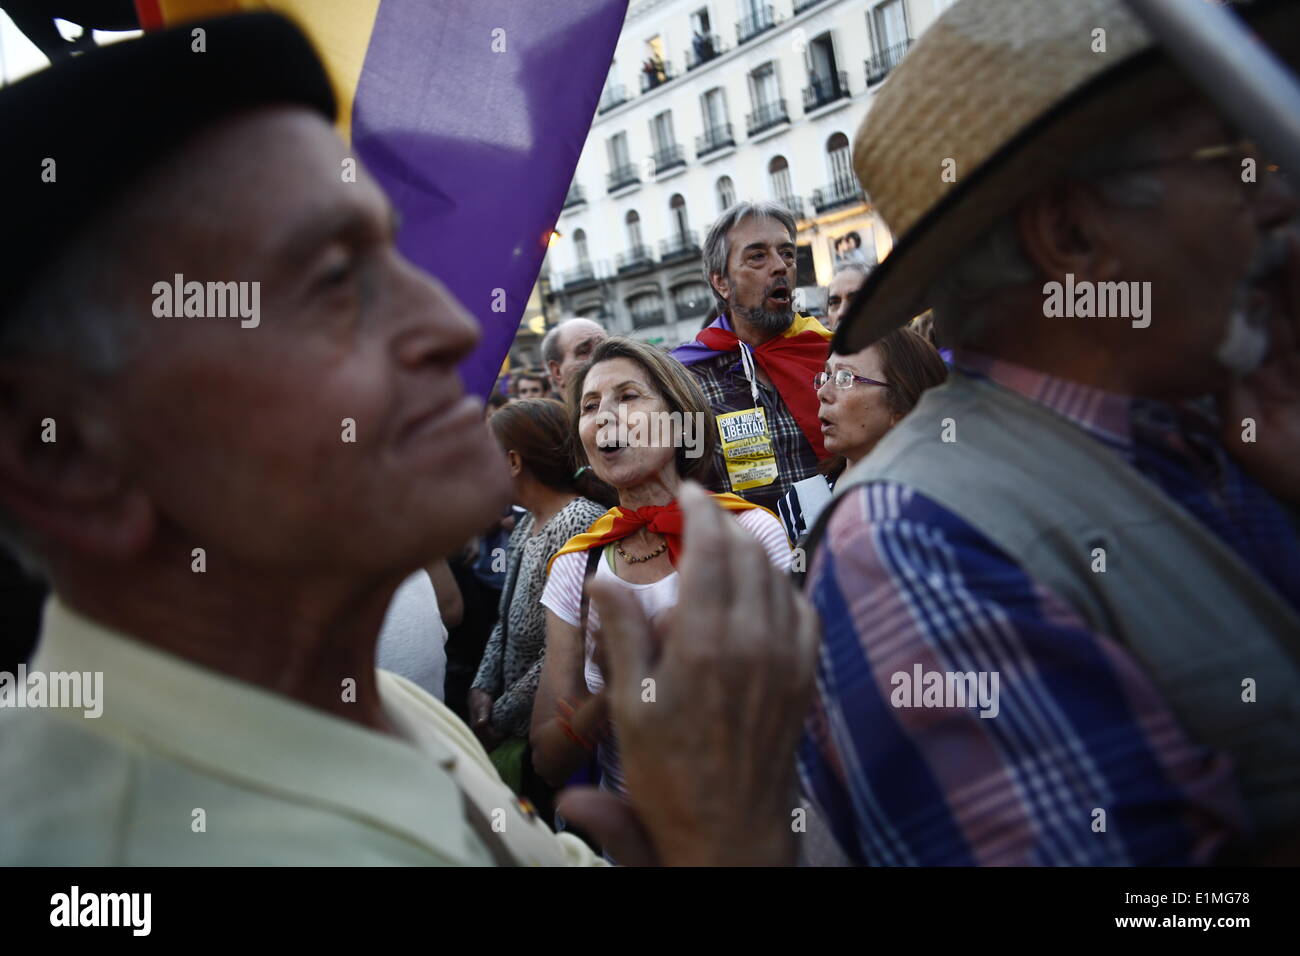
[{"xmin": 0, "ymin": 599, "xmax": 602, "ymax": 866}]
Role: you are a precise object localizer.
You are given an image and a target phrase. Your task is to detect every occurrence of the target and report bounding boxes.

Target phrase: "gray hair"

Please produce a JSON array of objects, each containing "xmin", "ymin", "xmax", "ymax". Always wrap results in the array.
[
  {"xmin": 0, "ymin": 204, "xmax": 143, "ymax": 573},
  {"xmin": 832, "ymin": 260, "xmax": 871, "ymax": 283},
  {"xmin": 928, "ymin": 125, "xmax": 1166, "ymax": 349},
  {"xmin": 0, "ymin": 232, "xmax": 138, "ymax": 373},
  {"xmin": 702, "ymin": 201, "xmax": 798, "ymax": 313},
  {"xmin": 540, "ymin": 323, "xmax": 564, "ymax": 366}
]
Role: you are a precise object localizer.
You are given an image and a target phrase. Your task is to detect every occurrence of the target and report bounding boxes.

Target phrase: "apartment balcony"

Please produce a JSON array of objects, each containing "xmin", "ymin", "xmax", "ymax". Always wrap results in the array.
[
  {"xmin": 737, "ymin": 5, "xmax": 777, "ymax": 45},
  {"xmin": 659, "ymin": 231, "xmax": 701, "ymax": 263},
  {"xmin": 746, "ymin": 98, "xmax": 790, "ymax": 137},
  {"xmin": 793, "ymin": 0, "xmax": 829, "ymax": 12},
  {"xmin": 775, "ymin": 195, "xmax": 806, "ymax": 220},
  {"xmin": 651, "ymin": 143, "xmax": 687, "ymax": 176},
  {"xmin": 675, "ymin": 296, "xmax": 713, "ymax": 321},
  {"xmin": 597, "ymin": 83, "xmax": 629, "ymax": 114},
  {"xmin": 631, "ymin": 308, "xmax": 667, "ymax": 331},
  {"xmin": 616, "ymin": 245, "xmax": 655, "ymax": 275},
  {"xmin": 811, "ymin": 178, "xmax": 865, "ymax": 214},
  {"xmin": 685, "ymin": 33, "xmax": 724, "ymax": 70},
  {"xmin": 561, "ymin": 262, "xmax": 600, "ymax": 292},
  {"xmin": 865, "ymin": 39, "xmax": 913, "ymax": 86},
  {"xmin": 802, "ymin": 70, "xmax": 850, "ymax": 112},
  {"xmin": 606, "ymin": 162, "xmax": 641, "ymax": 194},
  {"xmin": 561, "ymin": 183, "xmax": 586, "ymax": 210},
  {"xmin": 695, "ymin": 122, "xmax": 736, "ymax": 159},
  {"xmin": 639, "ymin": 59, "xmax": 676, "ymax": 94}
]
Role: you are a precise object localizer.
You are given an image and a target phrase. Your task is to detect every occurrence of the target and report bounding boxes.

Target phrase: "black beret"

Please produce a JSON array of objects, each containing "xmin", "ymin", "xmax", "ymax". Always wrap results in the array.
[{"xmin": 0, "ymin": 12, "xmax": 336, "ymax": 313}]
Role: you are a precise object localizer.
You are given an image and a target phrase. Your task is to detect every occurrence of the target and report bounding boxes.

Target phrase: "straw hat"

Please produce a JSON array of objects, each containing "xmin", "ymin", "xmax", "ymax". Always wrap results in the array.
[{"xmin": 834, "ymin": 0, "xmax": 1300, "ymax": 354}]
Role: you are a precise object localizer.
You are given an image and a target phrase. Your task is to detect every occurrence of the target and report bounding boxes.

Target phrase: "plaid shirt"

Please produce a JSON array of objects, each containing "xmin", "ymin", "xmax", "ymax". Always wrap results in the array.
[
  {"xmin": 799, "ymin": 351, "xmax": 1300, "ymax": 865},
  {"xmin": 685, "ymin": 349, "xmax": 823, "ymax": 515}
]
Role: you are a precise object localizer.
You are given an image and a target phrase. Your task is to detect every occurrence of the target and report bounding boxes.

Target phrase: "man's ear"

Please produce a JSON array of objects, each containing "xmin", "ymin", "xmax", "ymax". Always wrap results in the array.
[
  {"xmin": 0, "ymin": 361, "xmax": 154, "ymax": 562},
  {"xmin": 1015, "ymin": 182, "xmax": 1124, "ymax": 285},
  {"xmin": 546, "ymin": 360, "xmax": 562, "ymax": 385},
  {"xmin": 708, "ymin": 270, "xmax": 731, "ymax": 306}
]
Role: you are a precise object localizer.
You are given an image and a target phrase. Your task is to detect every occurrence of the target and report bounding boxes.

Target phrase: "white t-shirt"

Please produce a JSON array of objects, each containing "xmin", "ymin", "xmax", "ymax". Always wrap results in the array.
[
  {"xmin": 540, "ymin": 506, "xmax": 790, "ymax": 797},
  {"xmin": 376, "ymin": 571, "xmax": 448, "ymax": 701},
  {"xmin": 540, "ymin": 507, "xmax": 792, "ymax": 695}
]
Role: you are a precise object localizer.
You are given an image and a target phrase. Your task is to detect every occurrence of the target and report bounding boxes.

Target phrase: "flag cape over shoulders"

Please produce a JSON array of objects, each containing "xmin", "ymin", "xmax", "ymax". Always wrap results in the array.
[
  {"xmin": 672, "ymin": 312, "xmax": 833, "ymax": 458},
  {"xmin": 547, "ymin": 492, "xmax": 775, "ymax": 574},
  {"xmin": 138, "ymin": 0, "xmax": 628, "ymax": 399}
]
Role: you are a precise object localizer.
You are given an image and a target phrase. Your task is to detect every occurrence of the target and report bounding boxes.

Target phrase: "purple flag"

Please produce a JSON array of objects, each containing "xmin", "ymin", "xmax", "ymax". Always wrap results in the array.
[{"xmin": 352, "ymin": 0, "xmax": 628, "ymax": 397}]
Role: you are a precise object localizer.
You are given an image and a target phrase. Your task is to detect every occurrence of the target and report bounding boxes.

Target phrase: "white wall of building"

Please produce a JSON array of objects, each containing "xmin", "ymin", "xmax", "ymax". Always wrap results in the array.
[{"xmin": 545, "ymin": 0, "xmax": 946, "ymax": 347}]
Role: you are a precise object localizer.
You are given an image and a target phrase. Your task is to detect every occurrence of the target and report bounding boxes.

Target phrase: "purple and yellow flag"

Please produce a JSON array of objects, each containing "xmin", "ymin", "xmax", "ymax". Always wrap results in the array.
[{"xmin": 137, "ymin": 0, "xmax": 627, "ymax": 397}]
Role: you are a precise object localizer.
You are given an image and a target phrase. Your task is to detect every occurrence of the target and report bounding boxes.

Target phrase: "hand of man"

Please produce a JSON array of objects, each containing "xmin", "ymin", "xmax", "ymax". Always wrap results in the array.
[
  {"xmin": 1221, "ymin": 231, "xmax": 1300, "ymax": 504},
  {"xmin": 559, "ymin": 481, "xmax": 819, "ymax": 866}
]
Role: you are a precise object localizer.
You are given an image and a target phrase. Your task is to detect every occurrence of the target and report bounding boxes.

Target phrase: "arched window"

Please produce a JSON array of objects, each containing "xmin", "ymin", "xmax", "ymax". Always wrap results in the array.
[
  {"xmin": 669, "ymin": 194, "xmax": 689, "ymax": 241},
  {"xmin": 768, "ymin": 155, "xmax": 792, "ymax": 202},
  {"xmin": 716, "ymin": 175, "xmax": 736, "ymax": 213},
  {"xmin": 826, "ymin": 132, "xmax": 853, "ymax": 190},
  {"xmin": 625, "ymin": 209, "xmax": 643, "ymax": 250},
  {"xmin": 573, "ymin": 228, "xmax": 590, "ymax": 264}
]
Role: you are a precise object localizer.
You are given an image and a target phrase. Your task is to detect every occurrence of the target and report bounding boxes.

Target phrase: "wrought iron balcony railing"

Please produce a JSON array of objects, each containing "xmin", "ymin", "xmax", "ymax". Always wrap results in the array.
[
  {"xmin": 695, "ymin": 122, "xmax": 736, "ymax": 159},
  {"xmin": 652, "ymin": 143, "xmax": 687, "ymax": 175},
  {"xmin": 639, "ymin": 59, "xmax": 676, "ymax": 93},
  {"xmin": 597, "ymin": 83, "xmax": 629, "ymax": 114},
  {"xmin": 737, "ymin": 5, "xmax": 777, "ymax": 45},
  {"xmin": 659, "ymin": 231, "xmax": 701, "ymax": 262},
  {"xmin": 631, "ymin": 308, "xmax": 667, "ymax": 330},
  {"xmin": 561, "ymin": 184, "xmax": 587, "ymax": 210},
  {"xmin": 616, "ymin": 245, "xmax": 655, "ymax": 273},
  {"xmin": 607, "ymin": 163, "xmax": 641, "ymax": 193},
  {"xmin": 746, "ymin": 98, "xmax": 789, "ymax": 137},
  {"xmin": 811, "ymin": 178, "xmax": 865, "ymax": 214},
  {"xmin": 803, "ymin": 70, "xmax": 850, "ymax": 112},
  {"xmin": 865, "ymin": 39, "xmax": 913, "ymax": 86},
  {"xmin": 561, "ymin": 263, "xmax": 600, "ymax": 290},
  {"xmin": 685, "ymin": 33, "xmax": 724, "ymax": 70}
]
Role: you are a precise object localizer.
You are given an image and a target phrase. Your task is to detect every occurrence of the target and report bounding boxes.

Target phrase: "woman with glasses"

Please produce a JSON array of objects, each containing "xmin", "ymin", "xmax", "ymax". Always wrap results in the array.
[{"xmin": 777, "ymin": 326, "xmax": 948, "ymax": 544}]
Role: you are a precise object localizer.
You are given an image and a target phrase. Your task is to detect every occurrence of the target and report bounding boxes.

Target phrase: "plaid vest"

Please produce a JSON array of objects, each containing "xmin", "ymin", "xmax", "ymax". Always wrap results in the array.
[{"xmin": 810, "ymin": 370, "xmax": 1300, "ymax": 846}]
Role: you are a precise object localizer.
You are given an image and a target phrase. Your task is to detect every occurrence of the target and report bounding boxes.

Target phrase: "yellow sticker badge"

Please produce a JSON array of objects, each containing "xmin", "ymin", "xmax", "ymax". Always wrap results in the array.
[{"xmin": 716, "ymin": 406, "xmax": 778, "ymax": 491}]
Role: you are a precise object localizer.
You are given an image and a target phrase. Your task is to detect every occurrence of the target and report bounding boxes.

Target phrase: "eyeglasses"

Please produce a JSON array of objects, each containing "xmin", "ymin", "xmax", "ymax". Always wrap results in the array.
[{"xmin": 814, "ymin": 369, "xmax": 891, "ymax": 390}]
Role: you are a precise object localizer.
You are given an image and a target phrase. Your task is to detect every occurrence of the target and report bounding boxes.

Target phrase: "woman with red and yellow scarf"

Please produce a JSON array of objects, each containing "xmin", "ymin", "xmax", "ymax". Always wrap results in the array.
[{"xmin": 530, "ymin": 337, "xmax": 792, "ymax": 802}]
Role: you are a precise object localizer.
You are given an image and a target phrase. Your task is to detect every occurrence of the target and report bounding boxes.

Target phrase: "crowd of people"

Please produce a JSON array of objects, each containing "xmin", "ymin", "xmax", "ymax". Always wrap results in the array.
[{"xmin": 2, "ymin": 0, "xmax": 1298, "ymax": 867}]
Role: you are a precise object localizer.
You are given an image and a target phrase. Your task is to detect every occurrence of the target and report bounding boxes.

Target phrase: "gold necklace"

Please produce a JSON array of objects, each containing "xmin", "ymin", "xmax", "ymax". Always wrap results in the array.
[{"xmin": 616, "ymin": 539, "xmax": 667, "ymax": 563}]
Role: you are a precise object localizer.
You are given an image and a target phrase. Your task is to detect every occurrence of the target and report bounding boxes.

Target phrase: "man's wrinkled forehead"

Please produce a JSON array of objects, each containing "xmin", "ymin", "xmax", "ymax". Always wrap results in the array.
[{"xmin": 727, "ymin": 215, "xmax": 794, "ymax": 259}]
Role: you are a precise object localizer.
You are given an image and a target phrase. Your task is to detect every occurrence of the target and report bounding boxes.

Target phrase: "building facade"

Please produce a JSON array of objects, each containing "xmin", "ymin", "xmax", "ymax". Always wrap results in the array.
[{"xmin": 542, "ymin": 0, "xmax": 955, "ymax": 349}]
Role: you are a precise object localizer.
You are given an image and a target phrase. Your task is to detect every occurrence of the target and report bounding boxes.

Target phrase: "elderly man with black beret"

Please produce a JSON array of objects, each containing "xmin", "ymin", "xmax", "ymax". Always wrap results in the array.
[
  {"xmin": 801, "ymin": 0, "xmax": 1300, "ymax": 866},
  {"xmin": 0, "ymin": 15, "xmax": 818, "ymax": 866}
]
